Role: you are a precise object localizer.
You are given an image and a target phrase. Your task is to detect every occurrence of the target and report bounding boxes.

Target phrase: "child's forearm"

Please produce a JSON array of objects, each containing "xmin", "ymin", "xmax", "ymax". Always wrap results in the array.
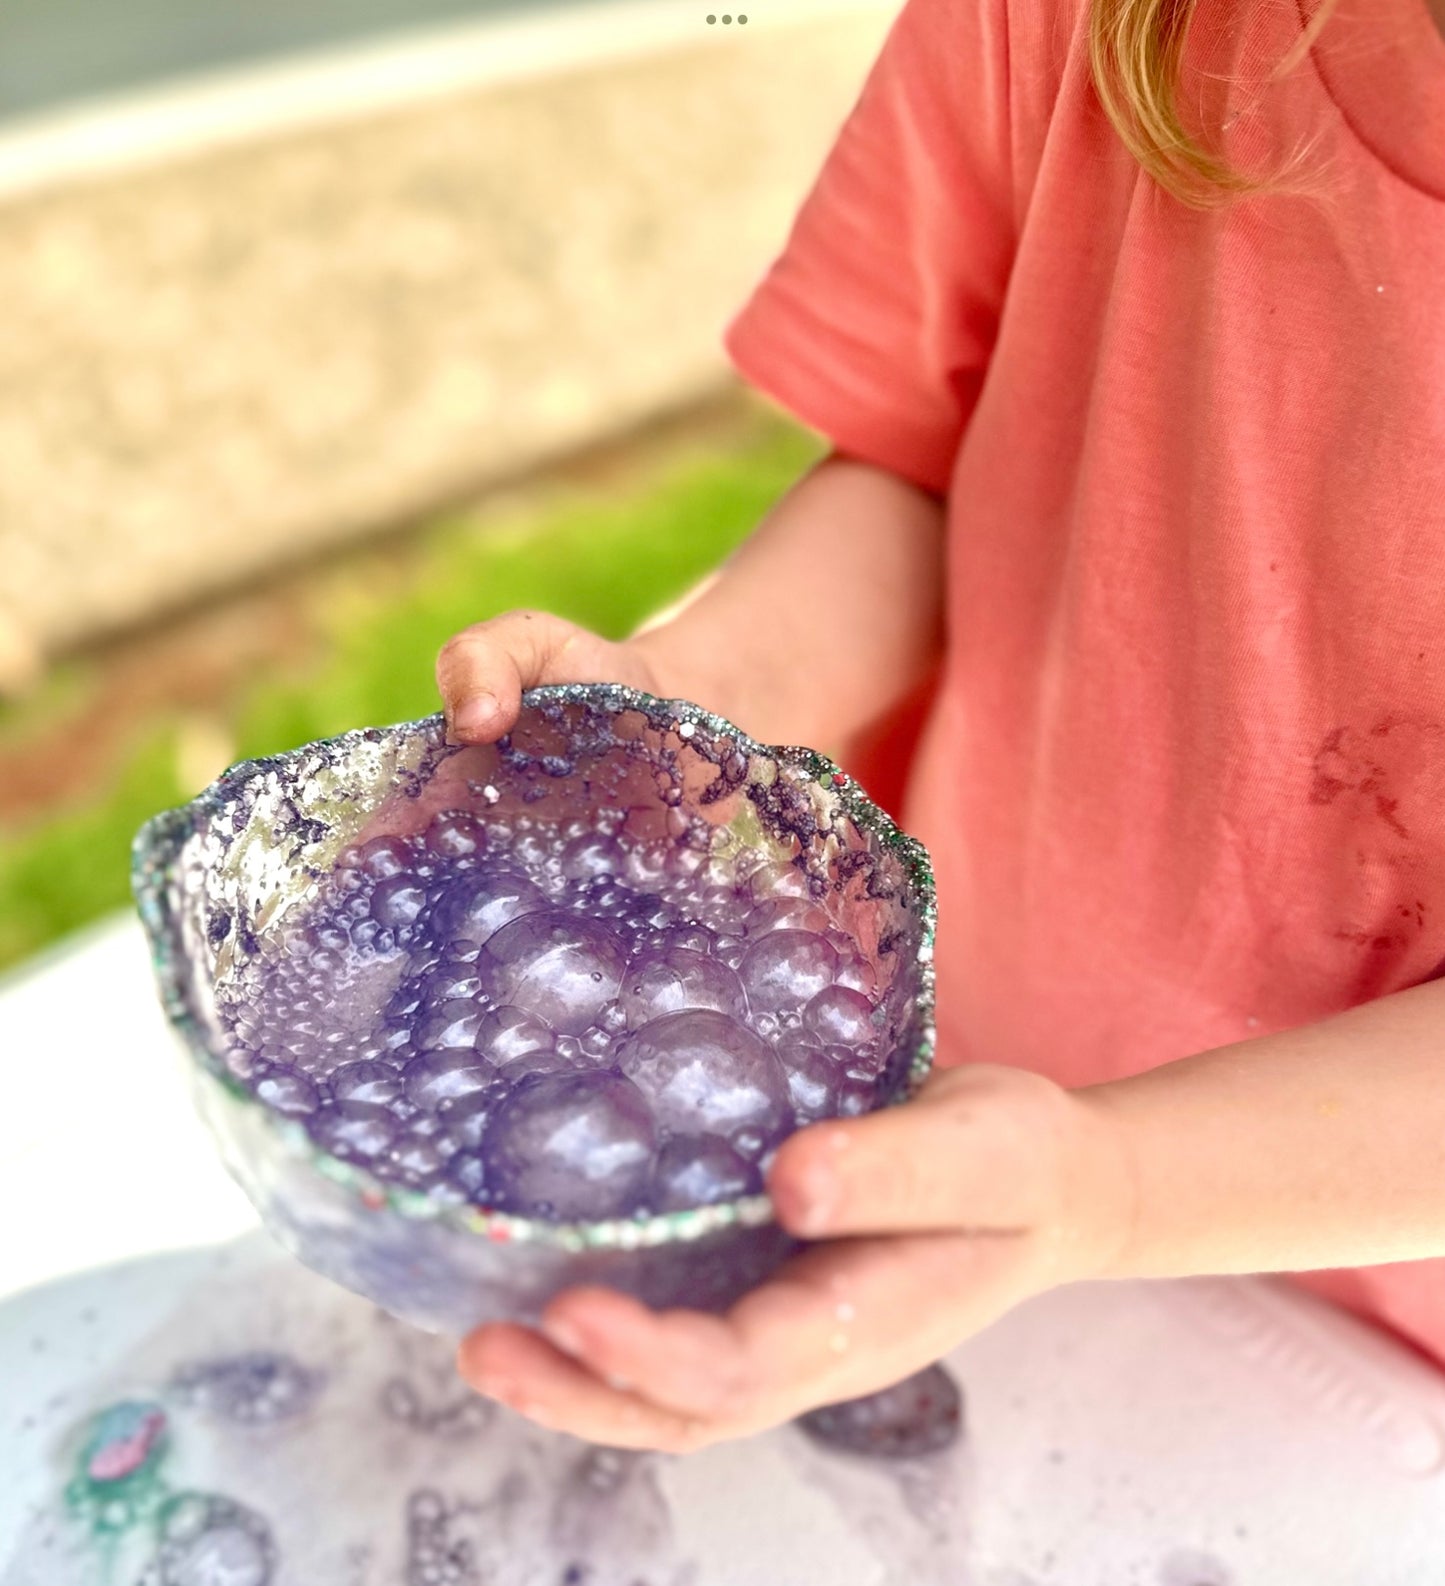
[
  {"xmin": 632, "ymin": 450, "xmax": 947, "ymax": 751},
  {"xmin": 1078, "ymin": 977, "xmax": 1445, "ymax": 1279}
]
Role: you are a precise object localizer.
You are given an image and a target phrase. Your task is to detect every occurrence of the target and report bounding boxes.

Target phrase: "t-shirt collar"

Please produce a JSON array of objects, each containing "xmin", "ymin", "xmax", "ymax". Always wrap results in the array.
[{"xmin": 1298, "ymin": 0, "xmax": 1445, "ymax": 201}]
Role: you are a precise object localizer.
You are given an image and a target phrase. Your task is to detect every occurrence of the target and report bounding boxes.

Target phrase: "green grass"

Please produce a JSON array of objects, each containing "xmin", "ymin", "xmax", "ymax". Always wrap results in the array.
[{"xmin": 0, "ymin": 410, "xmax": 823, "ymax": 975}]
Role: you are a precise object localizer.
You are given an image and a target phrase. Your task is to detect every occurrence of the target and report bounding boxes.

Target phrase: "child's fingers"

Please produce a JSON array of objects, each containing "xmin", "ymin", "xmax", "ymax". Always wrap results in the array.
[
  {"xmin": 766, "ymin": 1064, "xmax": 1074, "ymax": 1240},
  {"xmin": 536, "ymin": 1227, "xmax": 1028, "ymax": 1426},
  {"xmin": 435, "ymin": 611, "xmax": 559, "ymax": 742},
  {"xmin": 538, "ymin": 1289, "xmax": 750, "ymax": 1418},
  {"xmin": 435, "ymin": 611, "xmax": 657, "ymax": 743},
  {"xmin": 456, "ymin": 1322, "xmax": 709, "ymax": 1452}
]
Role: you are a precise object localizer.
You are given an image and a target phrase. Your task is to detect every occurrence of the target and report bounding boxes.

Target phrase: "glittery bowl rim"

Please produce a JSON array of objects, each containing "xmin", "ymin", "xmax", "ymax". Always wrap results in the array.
[{"xmin": 131, "ymin": 681, "xmax": 938, "ymax": 1256}]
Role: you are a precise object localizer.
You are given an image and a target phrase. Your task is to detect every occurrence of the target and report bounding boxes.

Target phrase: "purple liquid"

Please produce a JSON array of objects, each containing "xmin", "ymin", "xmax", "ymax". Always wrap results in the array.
[{"xmin": 216, "ymin": 809, "xmax": 892, "ymax": 1221}]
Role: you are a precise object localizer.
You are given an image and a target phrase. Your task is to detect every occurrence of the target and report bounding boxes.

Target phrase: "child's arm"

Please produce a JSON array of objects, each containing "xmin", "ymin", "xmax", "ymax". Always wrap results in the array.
[
  {"xmin": 455, "ymin": 985, "xmax": 1445, "ymax": 1452},
  {"xmin": 435, "ymin": 448, "xmax": 947, "ymax": 755},
  {"xmin": 1081, "ymin": 976, "xmax": 1445, "ymax": 1278}
]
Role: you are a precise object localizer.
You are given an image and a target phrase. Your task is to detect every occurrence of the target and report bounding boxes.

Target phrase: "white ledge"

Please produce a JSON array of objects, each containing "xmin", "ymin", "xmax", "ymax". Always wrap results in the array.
[{"xmin": 0, "ymin": 0, "xmax": 887, "ymax": 199}]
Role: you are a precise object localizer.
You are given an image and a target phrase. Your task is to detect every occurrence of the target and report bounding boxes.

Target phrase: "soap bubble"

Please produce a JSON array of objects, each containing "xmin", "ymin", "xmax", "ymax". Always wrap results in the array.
[
  {"xmin": 482, "ymin": 1071, "xmax": 658, "ymax": 1219},
  {"xmin": 652, "ymin": 1135, "xmax": 759, "ymax": 1211},
  {"xmin": 415, "ymin": 1001, "xmax": 487, "ymax": 1052},
  {"xmin": 371, "ymin": 875, "xmax": 428, "ymax": 930},
  {"xmin": 834, "ymin": 954, "xmax": 880, "ymax": 996},
  {"xmin": 309, "ymin": 920, "xmax": 351, "ymax": 953},
  {"xmin": 730, "ymin": 1125, "xmax": 770, "ymax": 1161},
  {"xmin": 802, "ymin": 986, "xmax": 877, "ymax": 1049},
  {"xmin": 827, "ymin": 1041, "xmax": 885, "ymax": 1080},
  {"xmin": 511, "ymin": 831, "xmax": 552, "ymax": 870},
  {"xmin": 739, "ymin": 930, "xmax": 839, "ymax": 1013},
  {"xmin": 434, "ymin": 1080, "xmax": 510, "ymax": 1148},
  {"xmin": 515, "ymin": 1046, "xmax": 593, "ymax": 1077},
  {"xmin": 581, "ymin": 878, "xmax": 647, "ymax": 923},
  {"xmin": 386, "ymin": 1135, "xmax": 449, "ymax": 1185},
  {"xmin": 579, "ymin": 1025, "xmax": 613, "ymax": 1060},
  {"xmin": 616, "ymin": 1009, "xmax": 791, "ymax": 1139},
  {"xmin": 254, "ymin": 1067, "xmax": 320, "ymax": 1116},
  {"xmin": 402, "ymin": 1049, "xmax": 497, "ymax": 1111},
  {"xmin": 622, "ymin": 841, "xmax": 670, "ymax": 889},
  {"xmin": 747, "ymin": 862, "xmax": 814, "ymax": 903},
  {"xmin": 380, "ymin": 1023, "xmax": 413, "ymax": 1054},
  {"xmin": 329, "ymin": 1060, "xmax": 403, "ymax": 1107},
  {"xmin": 834, "ymin": 1074, "xmax": 878, "ymax": 1117},
  {"xmin": 447, "ymin": 1152, "xmax": 489, "ymax": 1201},
  {"xmin": 477, "ymin": 911, "xmax": 629, "ymax": 1035},
  {"xmin": 558, "ymin": 831, "xmax": 621, "ymax": 881},
  {"xmin": 713, "ymin": 934, "xmax": 746, "ymax": 968},
  {"xmin": 474, "ymin": 1004, "xmax": 556, "ymax": 1066},
  {"xmin": 421, "ymin": 961, "xmax": 483, "ymax": 1008},
  {"xmin": 223, "ymin": 1045, "xmax": 261, "ymax": 1082},
  {"xmin": 595, "ymin": 999, "xmax": 627, "ymax": 1035},
  {"xmin": 357, "ymin": 836, "xmax": 416, "ymax": 881},
  {"xmin": 435, "ymin": 870, "xmax": 548, "ymax": 945},
  {"xmin": 666, "ymin": 844, "xmax": 709, "ymax": 881},
  {"xmin": 776, "ymin": 1038, "xmax": 842, "ymax": 1122},
  {"xmin": 618, "ymin": 947, "xmax": 748, "ymax": 1029},
  {"xmin": 312, "ymin": 1102, "xmax": 397, "ymax": 1159},
  {"xmin": 746, "ymin": 898, "xmax": 833, "ymax": 937},
  {"xmin": 425, "ymin": 811, "xmax": 486, "ymax": 860}
]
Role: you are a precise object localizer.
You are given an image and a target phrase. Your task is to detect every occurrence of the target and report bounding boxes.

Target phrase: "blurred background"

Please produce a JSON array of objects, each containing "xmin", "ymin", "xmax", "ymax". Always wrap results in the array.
[{"xmin": 0, "ymin": 0, "xmax": 895, "ymax": 977}]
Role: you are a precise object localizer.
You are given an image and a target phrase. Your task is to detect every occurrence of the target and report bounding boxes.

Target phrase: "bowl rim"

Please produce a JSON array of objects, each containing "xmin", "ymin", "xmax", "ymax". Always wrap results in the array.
[{"xmin": 131, "ymin": 680, "xmax": 937, "ymax": 1256}]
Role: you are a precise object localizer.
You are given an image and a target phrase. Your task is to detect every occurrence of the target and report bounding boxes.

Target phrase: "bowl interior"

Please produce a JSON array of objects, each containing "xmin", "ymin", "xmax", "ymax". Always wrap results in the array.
[{"xmin": 134, "ymin": 685, "xmax": 936, "ymax": 1234}]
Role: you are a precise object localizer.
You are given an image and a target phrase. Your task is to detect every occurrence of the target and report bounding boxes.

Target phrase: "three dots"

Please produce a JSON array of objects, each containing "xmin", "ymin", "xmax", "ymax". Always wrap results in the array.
[{"xmin": 706, "ymin": 12, "xmax": 747, "ymax": 21}]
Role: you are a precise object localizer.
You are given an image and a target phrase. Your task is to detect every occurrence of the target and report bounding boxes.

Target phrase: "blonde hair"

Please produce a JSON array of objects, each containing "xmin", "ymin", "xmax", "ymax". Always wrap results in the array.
[{"xmin": 1087, "ymin": 0, "xmax": 1338, "ymax": 207}]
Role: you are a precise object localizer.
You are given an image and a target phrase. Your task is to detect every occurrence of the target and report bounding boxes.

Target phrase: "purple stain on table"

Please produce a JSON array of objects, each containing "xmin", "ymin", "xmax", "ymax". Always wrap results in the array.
[
  {"xmin": 1158, "ymin": 1550, "xmax": 1233, "ymax": 1586},
  {"xmin": 382, "ymin": 1376, "xmax": 494, "ymax": 1439},
  {"xmin": 798, "ymin": 1364, "xmax": 964, "ymax": 1459},
  {"xmin": 169, "ymin": 1351, "xmax": 325, "ymax": 1426},
  {"xmin": 548, "ymin": 1449, "xmax": 683, "ymax": 1585},
  {"xmin": 215, "ymin": 805, "xmax": 895, "ymax": 1222}
]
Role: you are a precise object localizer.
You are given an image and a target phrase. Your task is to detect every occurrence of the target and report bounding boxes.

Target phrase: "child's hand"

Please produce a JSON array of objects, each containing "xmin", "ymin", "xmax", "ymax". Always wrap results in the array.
[
  {"xmin": 455, "ymin": 1064, "xmax": 1133, "ymax": 1451},
  {"xmin": 436, "ymin": 610, "xmax": 670, "ymax": 745}
]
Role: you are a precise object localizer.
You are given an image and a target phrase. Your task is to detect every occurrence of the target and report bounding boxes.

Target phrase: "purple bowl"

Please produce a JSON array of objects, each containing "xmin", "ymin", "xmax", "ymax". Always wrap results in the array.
[{"xmin": 132, "ymin": 684, "xmax": 936, "ymax": 1334}]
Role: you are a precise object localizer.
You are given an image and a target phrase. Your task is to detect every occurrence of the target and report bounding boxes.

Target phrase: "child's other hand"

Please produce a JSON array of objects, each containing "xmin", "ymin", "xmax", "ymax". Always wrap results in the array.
[
  {"xmin": 455, "ymin": 1064, "xmax": 1133, "ymax": 1451},
  {"xmin": 436, "ymin": 611, "xmax": 667, "ymax": 745}
]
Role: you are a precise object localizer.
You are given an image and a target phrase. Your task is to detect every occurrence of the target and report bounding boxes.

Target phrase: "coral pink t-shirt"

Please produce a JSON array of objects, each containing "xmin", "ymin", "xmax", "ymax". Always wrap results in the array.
[{"xmin": 722, "ymin": 0, "xmax": 1445, "ymax": 1362}]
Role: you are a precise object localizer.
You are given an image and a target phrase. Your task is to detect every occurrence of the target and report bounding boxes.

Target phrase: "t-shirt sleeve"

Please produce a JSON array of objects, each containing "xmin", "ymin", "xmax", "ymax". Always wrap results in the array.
[{"xmin": 722, "ymin": 0, "xmax": 1015, "ymax": 498}]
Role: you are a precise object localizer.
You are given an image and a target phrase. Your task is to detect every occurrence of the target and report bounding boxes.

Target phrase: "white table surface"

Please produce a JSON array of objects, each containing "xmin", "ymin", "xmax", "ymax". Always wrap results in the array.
[{"xmin": 4, "ymin": 914, "xmax": 1445, "ymax": 1583}]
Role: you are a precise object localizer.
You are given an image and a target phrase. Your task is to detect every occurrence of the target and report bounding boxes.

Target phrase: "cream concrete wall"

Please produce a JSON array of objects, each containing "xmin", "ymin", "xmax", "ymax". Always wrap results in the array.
[{"xmin": 0, "ymin": 0, "xmax": 893, "ymax": 687}]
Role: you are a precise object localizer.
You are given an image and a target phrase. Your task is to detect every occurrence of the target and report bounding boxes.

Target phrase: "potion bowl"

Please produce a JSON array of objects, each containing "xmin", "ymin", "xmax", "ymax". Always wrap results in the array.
[{"xmin": 132, "ymin": 684, "xmax": 937, "ymax": 1335}]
